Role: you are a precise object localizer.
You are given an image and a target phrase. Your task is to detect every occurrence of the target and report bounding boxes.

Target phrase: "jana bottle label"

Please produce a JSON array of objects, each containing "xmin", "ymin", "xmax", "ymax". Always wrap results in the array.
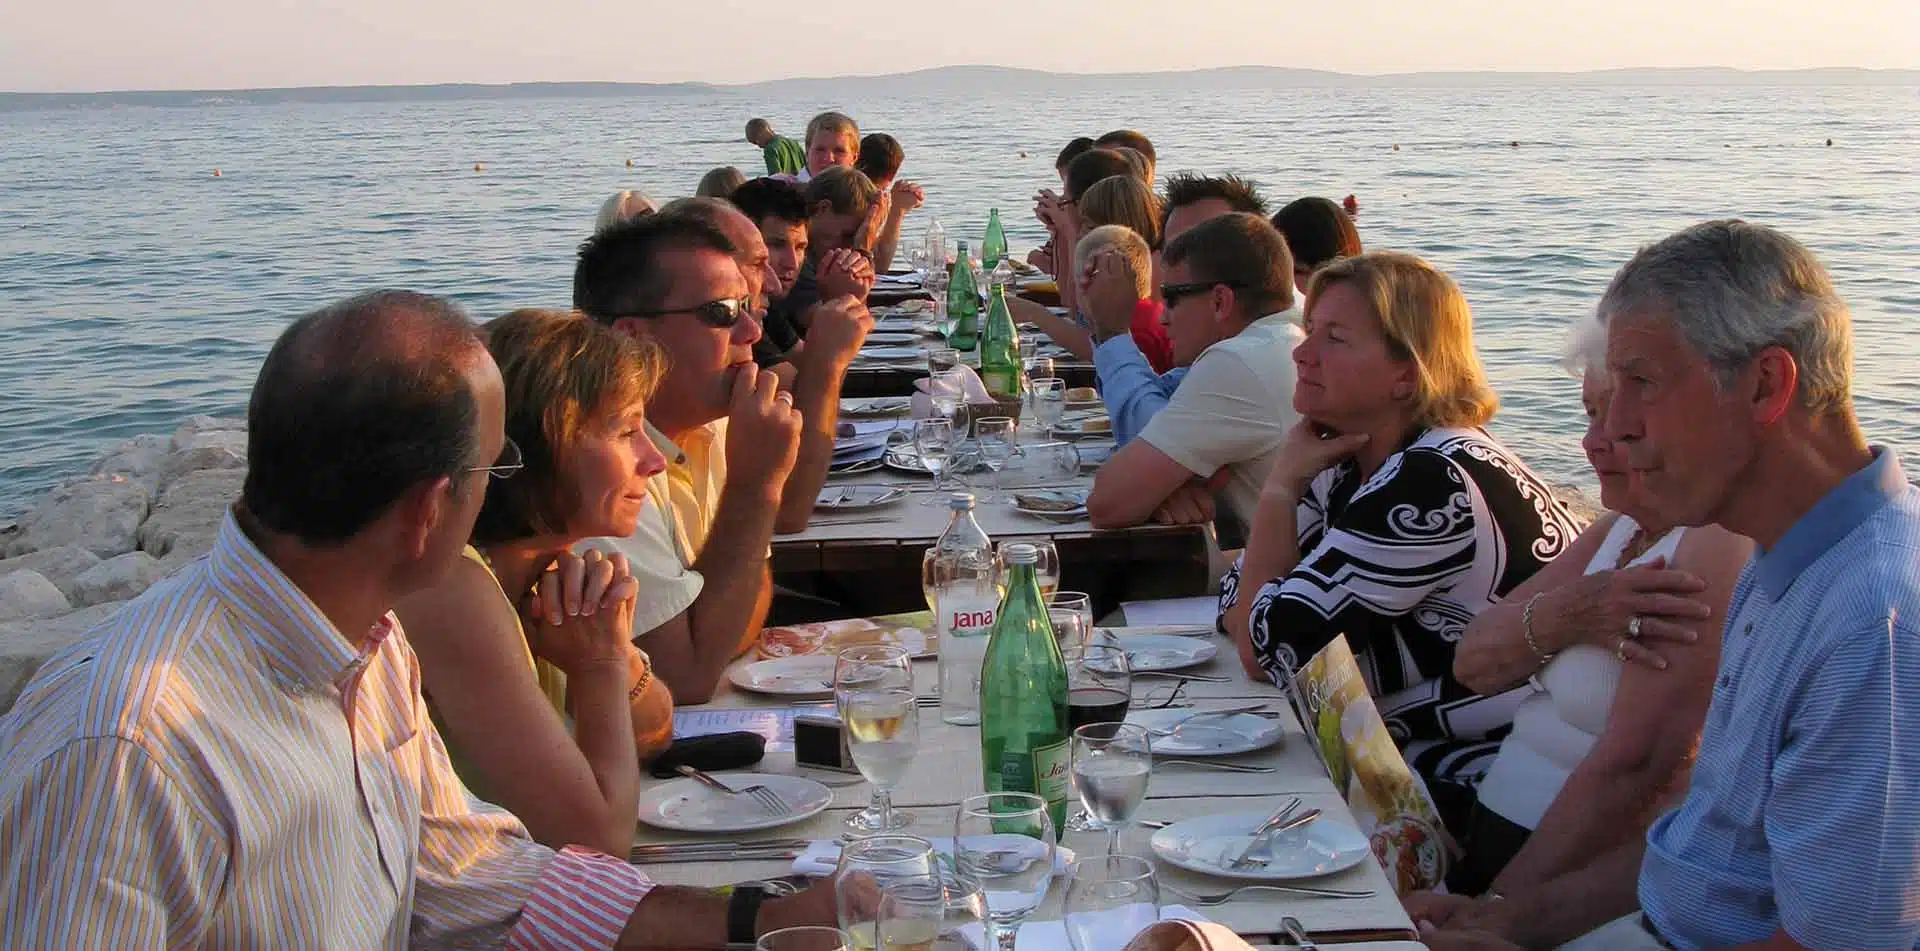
[{"xmin": 943, "ymin": 594, "xmax": 997, "ymax": 638}]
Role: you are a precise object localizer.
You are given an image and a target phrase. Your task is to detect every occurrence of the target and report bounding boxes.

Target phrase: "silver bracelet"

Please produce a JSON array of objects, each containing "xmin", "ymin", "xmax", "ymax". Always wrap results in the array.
[{"xmin": 1522, "ymin": 593, "xmax": 1555, "ymax": 665}]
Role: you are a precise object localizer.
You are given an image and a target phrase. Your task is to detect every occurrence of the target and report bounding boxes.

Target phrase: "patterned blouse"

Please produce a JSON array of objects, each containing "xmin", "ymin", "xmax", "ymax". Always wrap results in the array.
[{"xmin": 1220, "ymin": 426, "xmax": 1584, "ymax": 745}]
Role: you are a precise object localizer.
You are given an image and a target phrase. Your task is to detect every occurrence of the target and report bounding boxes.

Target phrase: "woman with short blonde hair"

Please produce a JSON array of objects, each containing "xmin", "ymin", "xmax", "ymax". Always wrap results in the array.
[
  {"xmin": 594, "ymin": 188, "xmax": 657, "ymax": 234},
  {"xmin": 1079, "ymin": 174, "xmax": 1163, "ymax": 249},
  {"xmin": 397, "ymin": 308, "xmax": 677, "ymax": 856},
  {"xmin": 1222, "ymin": 251, "xmax": 1584, "ymax": 799}
]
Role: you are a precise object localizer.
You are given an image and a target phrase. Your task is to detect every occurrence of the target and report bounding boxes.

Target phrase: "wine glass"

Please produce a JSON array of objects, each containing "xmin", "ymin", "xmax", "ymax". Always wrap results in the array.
[
  {"xmin": 1062, "ymin": 856, "xmax": 1160, "ymax": 951},
  {"xmin": 914, "ymin": 417, "xmax": 953, "ymax": 506},
  {"xmin": 928, "ymin": 347, "xmax": 961, "ymax": 376},
  {"xmin": 756, "ymin": 926, "xmax": 852, "ymax": 951},
  {"xmin": 997, "ymin": 539, "xmax": 1058, "ymax": 600},
  {"xmin": 1061, "ymin": 643, "xmax": 1129, "ymax": 833},
  {"xmin": 1072, "ymin": 722, "xmax": 1153, "ymax": 856},
  {"xmin": 926, "ymin": 267, "xmax": 950, "ymax": 326},
  {"xmin": 834, "ymin": 835, "xmax": 939, "ymax": 948},
  {"xmin": 929, "ymin": 369, "xmax": 967, "ymax": 421},
  {"xmin": 1029, "ymin": 378, "xmax": 1067, "ymax": 434},
  {"xmin": 1047, "ymin": 605, "xmax": 1088, "ymax": 664},
  {"xmin": 877, "ymin": 876, "xmax": 947, "ymax": 951},
  {"xmin": 938, "ymin": 869, "xmax": 993, "ymax": 951},
  {"xmin": 836, "ymin": 644, "xmax": 918, "ymax": 832},
  {"xmin": 954, "ymin": 793, "xmax": 1057, "ymax": 951},
  {"xmin": 974, "ymin": 417, "xmax": 1016, "ymax": 504}
]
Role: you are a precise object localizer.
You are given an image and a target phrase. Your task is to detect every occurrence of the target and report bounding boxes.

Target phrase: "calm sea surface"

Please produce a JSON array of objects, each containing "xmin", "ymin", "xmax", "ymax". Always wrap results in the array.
[{"xmin": 2, "ymin": 84, "xmax": 1916, "ymax": 518}]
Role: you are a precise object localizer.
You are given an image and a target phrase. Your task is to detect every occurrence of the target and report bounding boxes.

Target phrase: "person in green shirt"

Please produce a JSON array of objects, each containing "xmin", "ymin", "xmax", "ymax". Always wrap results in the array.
[{"xmin": 746, "ymin": 117, "xmax": 806, "ymax": 176}]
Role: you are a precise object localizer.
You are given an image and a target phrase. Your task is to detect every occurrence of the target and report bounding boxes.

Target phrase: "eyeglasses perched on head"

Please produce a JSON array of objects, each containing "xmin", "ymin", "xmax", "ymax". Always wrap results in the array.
[
  {"xmin": 614, "ymin": 297, "xmax": 755, "ymax": 329},
  {"xmin": 1159, "ymin": 280, "xmax": 1245, "ymax": 308},
  {"xmin": 463, "ymin": 437, "xmax": 524, "ymax": 481}
]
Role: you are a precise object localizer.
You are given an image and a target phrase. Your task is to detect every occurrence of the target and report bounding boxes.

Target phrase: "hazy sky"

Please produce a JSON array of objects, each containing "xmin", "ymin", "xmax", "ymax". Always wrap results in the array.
[{"xmin": 4, "ymin": 0, "xmax": 1916, "ymax": 92}]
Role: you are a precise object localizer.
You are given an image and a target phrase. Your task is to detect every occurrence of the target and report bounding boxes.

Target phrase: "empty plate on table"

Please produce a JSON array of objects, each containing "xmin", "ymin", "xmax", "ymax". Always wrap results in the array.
[
  {"xmin": 1150, "ymin": 811, "xmax": 1372, "ymax": 881},
  {"xmin": 872, "ymin": 317, "xmax": 929, "ymax": 334},
  {"xmin": 1115, "ymin": 634, "xmax": 1218, "ymax": 672},
  {"xmin": 1125, "ymin": 708, "xmax": 1283, "ymax": 757},
  {"xmin": 636, "ymin": 773, "xmax": 833, "ymax": 833},
  {"xmin": 858, "ymin": 346, "xmax": 926, "ymax": 362},
  {"xmin": 841, "ymin": 397, "xmax": 912, "ymax": 417},
  {"xmin": 1051, "ymin": 417, "xmax": 1113, "ymax": 439},
  {"xmin": 864, "ymin": 332, "xmax": 923, "ymax": 346},
  {"xmin": 816, "ymin": 485, "xmax": 906, "ymax": 509},
  {"xmin": 729, "ymin": 655, "xmax": 840, "ymax": 697},
  {"xmin": 1012, "ymin": 488, "xmax": 1089, "ymax": 522}
]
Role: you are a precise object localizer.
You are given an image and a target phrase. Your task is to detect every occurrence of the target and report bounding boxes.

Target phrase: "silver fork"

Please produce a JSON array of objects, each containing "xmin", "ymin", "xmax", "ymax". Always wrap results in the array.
[
  {"xmin": 1163, "ymin": 882, "xmax": 1375, "ymax": 905},
  {"xmin": 1229, "ymin": 808, "xmax": 1321, "ymax": 869},
  {"xmin": 1143, "ymin": 704, "xmax": 1271, "ymax": 736},
  {"xmin": 676, "ymin": 765, "xmax": 789, "ymax": 816}
]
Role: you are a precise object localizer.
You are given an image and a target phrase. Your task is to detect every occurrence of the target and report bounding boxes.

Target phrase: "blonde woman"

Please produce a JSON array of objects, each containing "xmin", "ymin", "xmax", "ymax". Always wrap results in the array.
[
  {"xmin": 1015, "ymin": 175, "xmax": 1174, "ymax": 370},
  {"xmin": 594, "ymin": 188, "xmax": 657, "ymax": 234},
  {"xmin": 696, "ymin": 165, "xmax": 746, "ymax": 199},
  {"xmin": 396, "ymin": 308, "xmax": 675, "ymax": 856},
  {"xmin": 1220, "ymin": 252, "xmax": 1584, "ymax": 793}
]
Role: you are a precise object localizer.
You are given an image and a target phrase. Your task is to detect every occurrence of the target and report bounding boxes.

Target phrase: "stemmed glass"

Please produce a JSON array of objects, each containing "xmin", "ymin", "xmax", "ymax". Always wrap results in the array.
[
  {"xmin": 1049, "ymin": 591, "xmax": 1096, "ymax": 653},
  {"xmin": 928, "ymin": 347, "xmax": 961, "ymax": 376},
  {"xmin": 974, "ymin": 417, "xmax": 1016, "ymax": 504},
  {"xmin": 876, "ymin": 875, "xmax": 947, "ymax": 951},
  {"xmin": 756, "ymin": 927, "xmax": 851, "ymax": 951},
  {"xmin": 1029, "ymin": 378, "xmax": 1067, "ymax": 434},
  {"xmin": 913, "ymin": 417, "xmax": 954, "ymax": 506},
  {"xmin": 926, "ymin": 266, "xmax": 950, "ymax": 328},
  {"xmin": 836, "ymin": 644, "xmax": 918, "ymax": 832},
  {"xmin": 954, "ymin": 792, "xmax": 1057, "ymax": 951},
  {"xmin": 1062, "ymin": 643, "xmax": 1131, "ymax": 833},
  {"xmin": 997, "ymin": 539, "xmax": 1059, "ymax": 600},
  {"xmin": 1072, "ymin": 722, "xmax": 1153, "ymax": 856},
  {"xmin": 1062, "ymin": 856, "xmax": 1160, "ymax": 951},
  {"xmin": 833, "ymin": 835, "xmax": 939, "ymax": 948}
]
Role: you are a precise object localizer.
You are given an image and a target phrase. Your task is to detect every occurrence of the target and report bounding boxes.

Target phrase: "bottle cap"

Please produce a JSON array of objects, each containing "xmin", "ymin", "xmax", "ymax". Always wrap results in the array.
[
  {"xmin": 947, "ymin": 492, "xmax": 976, "ymax": 511},
  {"xmin": 1002, "ymin": 543, "xmax": 1038, "ymax": 564}
]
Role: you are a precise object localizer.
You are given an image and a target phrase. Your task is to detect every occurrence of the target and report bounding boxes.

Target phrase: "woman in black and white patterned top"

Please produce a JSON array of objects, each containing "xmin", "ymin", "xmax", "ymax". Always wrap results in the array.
[{"xmin": 1220, "ymin": 251, "xmax": 1583, "ymax": 792}]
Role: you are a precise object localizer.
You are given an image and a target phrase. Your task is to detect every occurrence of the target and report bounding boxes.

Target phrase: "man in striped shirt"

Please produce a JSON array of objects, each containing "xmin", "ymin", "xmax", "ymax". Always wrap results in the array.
[
  {"xmin": 1415, "ymin": 223, "xmax": 1920, "ymax": 951},
  {"xmin": 0, "ymin": 291, "xmax": 846, "ymax": 948}
]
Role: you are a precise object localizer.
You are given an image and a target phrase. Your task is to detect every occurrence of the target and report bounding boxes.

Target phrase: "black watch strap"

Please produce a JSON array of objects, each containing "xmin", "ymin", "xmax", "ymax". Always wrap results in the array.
[{"xmin": 727, "ymin": 885, "xmax": 768, "ymax": 945}]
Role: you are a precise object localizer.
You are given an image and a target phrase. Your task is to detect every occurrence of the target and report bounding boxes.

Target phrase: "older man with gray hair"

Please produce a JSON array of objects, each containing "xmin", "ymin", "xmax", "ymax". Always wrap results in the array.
[{"xmin": 1415, "ymin": 220, "xmax": 1920, "ymax": 951}]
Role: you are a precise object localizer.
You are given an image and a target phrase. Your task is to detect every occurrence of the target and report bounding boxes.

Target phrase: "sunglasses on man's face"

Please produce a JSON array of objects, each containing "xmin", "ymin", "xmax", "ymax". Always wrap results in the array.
[
  {"xmin": 1159, "ymin": 280, "xmax": 1244, "ymax": 308},
  {"xmin": 624, "ymin": 297, "xmax": 755, "ymax": 329}
]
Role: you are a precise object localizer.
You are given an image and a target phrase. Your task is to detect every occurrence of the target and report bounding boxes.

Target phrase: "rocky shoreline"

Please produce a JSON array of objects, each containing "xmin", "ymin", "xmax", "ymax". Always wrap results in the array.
[{"xmin": 0, "ymin": 415, "xmax": 247, "ymax": 712}]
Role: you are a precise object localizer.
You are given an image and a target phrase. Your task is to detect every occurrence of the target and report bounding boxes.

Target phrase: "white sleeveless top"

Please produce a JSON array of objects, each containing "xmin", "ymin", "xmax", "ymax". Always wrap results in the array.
[{"xmin": 1475, "ymin": 516, "xmax": 1685, "ymax": 830}]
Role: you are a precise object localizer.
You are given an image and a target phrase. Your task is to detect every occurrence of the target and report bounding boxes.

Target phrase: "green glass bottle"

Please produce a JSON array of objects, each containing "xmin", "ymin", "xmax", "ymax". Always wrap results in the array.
[
  {"xmin": 978, "ymin": 543, "xmax": 1071, "ymax": 834},
  {"xmin": 982, "ymin": 208, "xmax": 1008, "ymax": 271},
  {"xmin": 948, "ymin": 240, "xmax": 981, "ymax": 352},
  {"xmin": 978, "ymin": 281, "xmax": 1021, "ymax": 399}
]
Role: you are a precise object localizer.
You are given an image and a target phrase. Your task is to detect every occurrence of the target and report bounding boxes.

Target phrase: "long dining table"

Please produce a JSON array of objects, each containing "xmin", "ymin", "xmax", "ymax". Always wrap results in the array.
[{"xmin": 631, "ymin": 627, "xmax": 1425, "ymax": 950}]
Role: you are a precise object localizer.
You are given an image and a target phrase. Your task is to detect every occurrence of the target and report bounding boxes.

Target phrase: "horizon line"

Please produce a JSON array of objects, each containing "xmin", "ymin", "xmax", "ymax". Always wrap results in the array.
[{"xmin": 6, "ymin": 62, "xmax": 1917, "ymax": 97}]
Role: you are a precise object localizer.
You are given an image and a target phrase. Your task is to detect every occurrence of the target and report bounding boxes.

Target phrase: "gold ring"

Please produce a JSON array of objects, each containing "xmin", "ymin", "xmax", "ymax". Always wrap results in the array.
[
  {"xmin": 1628, "ymin": 616, "xmax": 1643, "ymax": 639},
  {"xmin": 1615, "ymin": 638, "xmax": 1630, "ymax": 663}
]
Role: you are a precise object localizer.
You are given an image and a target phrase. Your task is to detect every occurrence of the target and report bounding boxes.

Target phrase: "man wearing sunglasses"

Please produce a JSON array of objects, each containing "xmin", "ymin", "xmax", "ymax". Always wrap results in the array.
[
  {"xmin": 1087, "ymin": 213, "xmax": 1302, "ymax": 533},
  {"xmin": 573, "ymin": 215, "xmax": 808, "ymax": 704}
]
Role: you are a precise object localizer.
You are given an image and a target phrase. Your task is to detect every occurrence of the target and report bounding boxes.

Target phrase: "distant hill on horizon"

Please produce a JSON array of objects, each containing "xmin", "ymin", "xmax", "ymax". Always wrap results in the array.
[{"xmin": 5, "ymin": 64, "xmax": 1915, "ymax": 111}]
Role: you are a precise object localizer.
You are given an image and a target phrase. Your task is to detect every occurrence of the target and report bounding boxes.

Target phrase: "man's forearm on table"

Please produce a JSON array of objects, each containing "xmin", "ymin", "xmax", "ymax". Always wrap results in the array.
[{"xmin": 1505, "ymin": 838, "xmax": 1647, "ymax": 949}]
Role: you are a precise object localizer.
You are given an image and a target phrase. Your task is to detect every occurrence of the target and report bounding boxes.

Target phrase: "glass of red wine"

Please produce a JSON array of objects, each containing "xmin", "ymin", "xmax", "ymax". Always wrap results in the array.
[{"xmin": 1064, "ymin": 644, "xmax": 1132, "ymax": 832}]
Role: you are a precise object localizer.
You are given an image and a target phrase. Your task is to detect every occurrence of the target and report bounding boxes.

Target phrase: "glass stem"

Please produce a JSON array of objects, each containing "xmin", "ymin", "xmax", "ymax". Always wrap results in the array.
[
  {"xmin": 876, "ymin": 789, "xmax": 894, "ymax": 829},
  {"xmin": 1107, "ymin": 824, "xmax": 1122, "ymax": 856}
]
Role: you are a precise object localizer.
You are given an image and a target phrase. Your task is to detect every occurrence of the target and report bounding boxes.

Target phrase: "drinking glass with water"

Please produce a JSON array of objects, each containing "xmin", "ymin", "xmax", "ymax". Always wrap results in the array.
[
  {"xmin": 1062, "ymin": 855, "xmax": 1160, "ymax": 951},
  {"xmin": 953, "ymin": 793, "xmax": 1056, "ymax": 951},
  {"xmin": 836, "ymin": 644, "xmax": 918, "ymax": 833},
  {"xmin": 914, "ymin": 417, "xmax": 954, "ymax": 505},
  {"xmin": 1071, "ymin": 721, "xmax": 1152, "ymax": 856}
]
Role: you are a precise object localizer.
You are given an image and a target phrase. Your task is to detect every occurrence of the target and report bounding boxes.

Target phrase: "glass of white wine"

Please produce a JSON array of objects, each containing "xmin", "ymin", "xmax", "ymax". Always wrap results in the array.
[
  {"xmin": 995, "ymin": 540, "xmax": 1058, "ymax": 600},
  {"xmin": 834, "ymin": 835, "xmax": 939, "ymax": 950},
  {"xmin": 757, "ymin": 926, "xmax": 852, "ymax": 951},
  {"xmin": 1071, "ymin": 722, "xmax": 1153, "ymax": 856},
  {"xmin": 837, "ymin": 644, "xmax": 918, "ymax": 832}
]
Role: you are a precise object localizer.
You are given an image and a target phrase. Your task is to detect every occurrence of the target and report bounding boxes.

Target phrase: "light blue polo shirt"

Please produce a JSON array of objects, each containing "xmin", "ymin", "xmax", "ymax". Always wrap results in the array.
[{"xmin": 1639, "ymin": 447, "xmax": 1920, "ymax": 951}]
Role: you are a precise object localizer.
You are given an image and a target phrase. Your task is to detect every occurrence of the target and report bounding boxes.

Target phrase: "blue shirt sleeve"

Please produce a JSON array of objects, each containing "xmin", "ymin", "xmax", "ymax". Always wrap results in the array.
[
  {"xmin": 1093, "ymin": 334, "xmax": 1185, "ymax": 447},
  {"xmin": 1767, "ymin": 617, "xmax": 1920, "ymax": 951}
]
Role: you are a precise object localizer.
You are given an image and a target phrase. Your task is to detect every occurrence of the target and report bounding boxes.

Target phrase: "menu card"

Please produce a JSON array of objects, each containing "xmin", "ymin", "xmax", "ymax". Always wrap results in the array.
[{"xmin": 1291, "ymin": 635, "xmax": 1454, "ymax": 895}]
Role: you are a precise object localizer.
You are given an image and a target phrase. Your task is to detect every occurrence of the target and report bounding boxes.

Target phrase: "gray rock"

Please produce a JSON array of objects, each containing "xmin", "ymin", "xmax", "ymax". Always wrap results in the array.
[
  {"xmin": 0, "ymin": 571, "xmax": 71, "ymax": 623},
  {"xmin": 0, "ymin": 599, "xmax": 128, "ymax": 716},
  {"xmin": 89, "ymin": 434, "xmax": 170, "ymax": 497},
  {"xmin": 139, "ymin": 467, "xmax": 244, "ymax": 558},
  {"xmin": 2, "ymin": 477, "xmax": 151, "ymax": 560},
  {"xmin": 169, "ymin": 415, "xmax": 246, "ymax": 453},
  {"xmin": 0, "ymin": 546, "xmax": 103, "ymax": 599},
  {"xmin": 69, "ymin": 552, "xmax": 167, "ymax": 607},
  {"xmin": 159, "ymin": 429, "xmax": 247, "ymax": 494}
]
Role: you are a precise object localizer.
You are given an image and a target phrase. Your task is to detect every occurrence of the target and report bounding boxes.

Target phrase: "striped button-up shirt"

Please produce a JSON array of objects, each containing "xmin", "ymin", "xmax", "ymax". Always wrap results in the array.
[
  {"xmin": 1639, "ymin": 448, "xmax": 1920, "ymax": 951},
  {"xmin": 0, "ymin": 511, "xmax": 652, "ymax": 949}
]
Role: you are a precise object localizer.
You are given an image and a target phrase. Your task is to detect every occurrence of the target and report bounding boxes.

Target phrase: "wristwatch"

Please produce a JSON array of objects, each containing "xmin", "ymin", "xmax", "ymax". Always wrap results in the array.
[{"xmin": 727, "ymin": 884, "xmax": 769, "ymax": 945}]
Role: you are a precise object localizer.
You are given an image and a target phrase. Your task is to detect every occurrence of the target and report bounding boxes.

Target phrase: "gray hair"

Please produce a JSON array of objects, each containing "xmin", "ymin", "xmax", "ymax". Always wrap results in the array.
[
  {"xmin": 1595, "ymin": 219, "xmax": 1852, "ymax": 414},
  {"xmin": 1563, "ymin": 317, "xmax": 1609, "ymax": 380},
  {"xmin": 1074, "ymin": 225, "xmax": 1153, "ymax": 299},
  {"xmin": 594, "ymin": 189, "xmax": 657, "ymax": 234}
]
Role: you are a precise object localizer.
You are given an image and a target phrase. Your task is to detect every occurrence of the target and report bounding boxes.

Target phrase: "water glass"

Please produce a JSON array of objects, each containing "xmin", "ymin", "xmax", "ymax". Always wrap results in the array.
[
  {"xmin": 974, "ymin": 417, "xmax": 1016, "ymax": 503},
  {"xmin": 756, "ymin": 926, "xmax": 852, "ymax": 951},
  {"xmin": 1024, "ymin": 441, "xmax": 1081, "ymax": 485},
  {"xmin": 928, "ymin": 347, "xmax": 961, "ymax": 376},
  {"xmin": 954, "ymin": 793, "xmax": 1057, "ymax": 951},
  {"xmin": 1029, "ymin": 378, "xmax": 1067, "ymax": 433},
  {"xmin": 1062, "ymin": 856, "xmax": 1160, "ymax": 951},
  {"xmin": 929, "ymin": 369, "xmax": 967, "ymax": 423},
  {"xmin": 834, "ymin": 835, "xmax": 940, "ymax": 948},
  {"xmin": 836, "ymin": 644, "xmax": 917, "ymax": 832},
  {"xmin": 1071, "ymin": 722, "xmax": 1153, "ymax": 855},
  {"xmin": 914, "ymin": 417, "xmax": 955, "ymax": 505},
  {"xmin": 926, "ymin": 267, "xmax": 951, "ymax": 323}
]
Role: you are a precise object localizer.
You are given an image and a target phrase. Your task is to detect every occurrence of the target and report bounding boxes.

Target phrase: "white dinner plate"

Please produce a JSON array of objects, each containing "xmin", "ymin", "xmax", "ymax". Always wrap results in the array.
[
  {"xmin": 841, "ymin": 397, "xmax": 912, "ymax": 417},
  {"xmin": 1124, "ymin": 708, "xmax": 1284, "ymax": 757},
  {"xmin": 816, "ymin": 485, "xmax": 907, "ymax": 510},
  {"xmin": 636, "ymin": 773, "xmax": 833, "ymax": 833},
  {"xmin": 1149, "ymin": 811, "xmax": 1372, "ymax": 881},
  {"xmin": 863, "ymin": 332, "xmax": 923, "ymax": 345},
  {"xmin": 1050, "ymin": 417, "xmax": 1113, "ymax": 439},
  {"xmin": 1114, "ymin": 634, "xmax": 1217, "ymax": 672},
  {"xmin": 1011, "ymin": 488, "xmax": 1089, "ymax": 522},
  {"xmin": 729, "ymin": 656, "xmax": 840, "ymax": 697},
  {"xmin": 857, "ymin": 346, "xmax": 927, "ymax": 362}
]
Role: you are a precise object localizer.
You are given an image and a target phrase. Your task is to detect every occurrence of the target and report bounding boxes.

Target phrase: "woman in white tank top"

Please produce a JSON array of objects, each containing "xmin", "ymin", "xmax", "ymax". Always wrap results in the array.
[{"xmin": 1420, "ymin": 331, "xmax": 1753, "ymax": 898}]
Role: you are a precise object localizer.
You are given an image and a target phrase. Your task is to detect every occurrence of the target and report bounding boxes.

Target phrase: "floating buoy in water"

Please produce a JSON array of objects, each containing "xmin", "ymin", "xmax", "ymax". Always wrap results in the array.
[
  {"xmin": 474, "ymin": 162, "xmax": 484, "ymax": 172},
  {"xmin": 626, "ymin": 158, "xmax": 634, "ymax": 167},
  {"xmin": 1826, "ymin": 138, "xmax": 1833, "ymax": 147},
  {"xmin": 1510, "ymin": 140, "xmax": 1519, "ymax": 148},
  {"xmin": 1343, "ymin": 194, "xmax": 1359, "ymax": 217},
  {"xmin": 212, "ymin": 168, "xmax": 222, "ymax": 177},
  {"xmin": 1392, "ymin": 144, "xmax": 1400, "ymax": 152},
  {"xmin": 1018, "ymin": 150, "xmax": 1028, "ymax": 158}
]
